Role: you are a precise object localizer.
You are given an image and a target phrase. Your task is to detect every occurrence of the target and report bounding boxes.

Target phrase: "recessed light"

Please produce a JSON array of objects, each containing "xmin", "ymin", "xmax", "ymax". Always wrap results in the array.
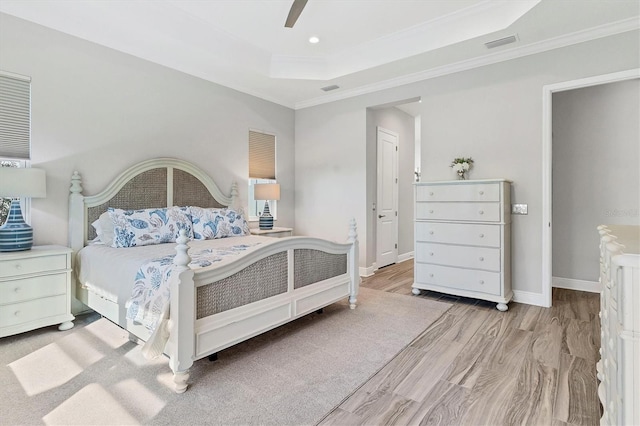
[{"xmin": 309, "ymin": 36, "xmax": 320, "ymax": 44}]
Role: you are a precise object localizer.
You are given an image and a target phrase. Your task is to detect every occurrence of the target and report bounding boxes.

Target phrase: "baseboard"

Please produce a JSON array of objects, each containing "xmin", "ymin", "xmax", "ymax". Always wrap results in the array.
[
  {"xmin": 552, "ymin": 276, "xmax": 601, "ymax": 293},
  {"xmin": 512, "ymin": 290, "xmax": 549, "ymax": 307},
  {"xmin": 397, "ymin": 252, "xmax": 414, "ymax": 263},
  {"xmin": 360, "ymin": 264, "xmax": 376, "ymax": 277},
  {"xmin": 362, "ymin": 253, "xmax": 413, "ymax": 276}
]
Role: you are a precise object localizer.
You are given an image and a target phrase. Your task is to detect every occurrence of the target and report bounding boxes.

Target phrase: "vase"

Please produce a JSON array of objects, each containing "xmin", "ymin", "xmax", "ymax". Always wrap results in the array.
[{"xmin": 457, "ymin": 171, "xmax": 466, "ymax": 180}]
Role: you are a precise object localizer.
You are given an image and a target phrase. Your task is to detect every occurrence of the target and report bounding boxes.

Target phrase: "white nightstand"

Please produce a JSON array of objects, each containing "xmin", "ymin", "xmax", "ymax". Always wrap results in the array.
[
  {"xmin": 250, "ymin": 227, "xmax": 293, "ymax": 238},
  {"xmin": 0, "ymin": 245, "xmax": 75, "ymax": 338}
]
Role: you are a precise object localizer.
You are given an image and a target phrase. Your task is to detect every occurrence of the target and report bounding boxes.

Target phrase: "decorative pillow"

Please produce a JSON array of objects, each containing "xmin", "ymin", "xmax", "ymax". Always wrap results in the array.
[
  {"xmin": 190, "ymin": 206, "xmax": 250, "ymax": 240},
  {"xmin": 108, "ymin": 206, "xmax": 193, "ymax": 248}
]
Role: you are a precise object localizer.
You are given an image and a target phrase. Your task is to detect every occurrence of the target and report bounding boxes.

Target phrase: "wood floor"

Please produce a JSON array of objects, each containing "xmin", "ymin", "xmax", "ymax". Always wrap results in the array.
[{"xmin": 319, "ymin": 260, "xmax": 601, "ymax": 426}]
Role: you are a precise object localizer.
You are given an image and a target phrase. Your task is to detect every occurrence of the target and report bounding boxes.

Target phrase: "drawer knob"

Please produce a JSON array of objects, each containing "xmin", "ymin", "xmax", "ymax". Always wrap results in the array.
[
  {"xmin": 479, "ymin": 191, "xmax": 484, "ymax": 195},
  {"xmin": 15, "ymin": 263, "xmax": 22, "ymax": 270},
  {"xmin": 479, "ymin": 233, "xmax": 484, "ymax": 238},
  {"xmin": 429, "ymin": 210, "xmax": 434, "ymax": 214},
  {"xmin": 14, "ymin": 310, "xmax": 20, "ymax": 317},
  {"xmin": 429, "ymin": 273, "xmax": 434, "ymax": 278},
  {"xmin": 429, "ymin": 231, "xmax": 434, "ymax": 235},
  {"xmin": 479, "ymin": 210, "xmax": 484, "ymax": 215},
  {"xmin": 429, "ymin": 192, "xmax": 434, "ymax": 196},
  {"xmin": 479, "ymin": 280, "xmax": 485, "ymax": 285},
  {"xmin": 14, "ymin": 287, "xmax": 20, "ymax": 293},
  {"xmin": 479, "ymin": 257, "xmax": 484, "ymax": 261}
]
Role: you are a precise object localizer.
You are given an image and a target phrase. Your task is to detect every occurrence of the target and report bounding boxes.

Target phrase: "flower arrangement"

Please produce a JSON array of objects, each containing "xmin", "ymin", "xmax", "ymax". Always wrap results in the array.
[{"xmin": 450, "ymin": 157, "xmax": 473, "ymax": 180}]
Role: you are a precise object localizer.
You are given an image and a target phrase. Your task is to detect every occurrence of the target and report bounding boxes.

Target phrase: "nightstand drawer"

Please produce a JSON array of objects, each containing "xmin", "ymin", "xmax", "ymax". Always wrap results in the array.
[
  {"xmin": 0, "ymin": 294, "xmax": 67, "ymax": 327},
  {"xmin": 1, "ymin": 273, "xmax": 67, "ymax": 305},
  {"xmin": 0, "ymin": 254, "xmax": 68, "ymax": 279}
]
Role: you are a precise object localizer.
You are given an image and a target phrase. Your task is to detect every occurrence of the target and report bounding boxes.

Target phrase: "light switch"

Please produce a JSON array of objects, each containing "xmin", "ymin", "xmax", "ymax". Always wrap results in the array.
[{"xmin": 512, "ymin": 204, "xmax": 528, "ymax": 215}]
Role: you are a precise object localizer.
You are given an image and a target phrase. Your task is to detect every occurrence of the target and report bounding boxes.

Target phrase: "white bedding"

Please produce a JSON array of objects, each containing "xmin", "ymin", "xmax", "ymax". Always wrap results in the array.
[{"xmin": 76, "ymin": 235, "xmax": 273, "ymax": 307}]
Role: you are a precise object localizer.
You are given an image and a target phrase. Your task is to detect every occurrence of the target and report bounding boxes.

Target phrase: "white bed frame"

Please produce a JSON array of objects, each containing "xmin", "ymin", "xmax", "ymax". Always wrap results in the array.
[{"xmin": 68, "ymin": 158, "xmax": 359, "ymax": 393}]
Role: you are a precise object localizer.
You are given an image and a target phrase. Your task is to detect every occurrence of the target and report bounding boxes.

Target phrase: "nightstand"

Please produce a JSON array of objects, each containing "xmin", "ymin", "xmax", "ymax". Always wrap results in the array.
[
  {"xmin": 250, "ymin": 227, "xmax": 293, "ymax": 238},
  {"xmin": 0, "ymin": 245, "xmax": 75, "ymax": 338}
]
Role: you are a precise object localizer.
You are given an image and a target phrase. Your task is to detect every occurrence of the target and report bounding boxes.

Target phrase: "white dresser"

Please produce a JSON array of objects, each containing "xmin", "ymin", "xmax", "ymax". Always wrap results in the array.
[
  {"xmin": 0, "ymin": 245, "xmax": 75, "ymax": 337},
  {"xmin": 597, "ymin": 225, "xmax": 639, "ymax": 426},
  {"xmin": 412, "ymin": 179, "xmax": 512, "ymax": 311}
]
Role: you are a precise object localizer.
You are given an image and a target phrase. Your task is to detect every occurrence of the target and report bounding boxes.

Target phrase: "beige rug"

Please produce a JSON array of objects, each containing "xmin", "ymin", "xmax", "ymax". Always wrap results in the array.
[{"xmin": 0, "ymin": 288, "xmax": 450, "ymax": 425}]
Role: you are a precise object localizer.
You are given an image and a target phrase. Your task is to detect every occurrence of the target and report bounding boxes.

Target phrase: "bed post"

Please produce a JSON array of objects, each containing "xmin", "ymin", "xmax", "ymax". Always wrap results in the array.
[
  {"xmin": 68, "ymin": 171, "xmax": 85, "ymax": 299},
  {"xmin": 167, "ymin": 230, "xmax": 195, "ymax": 393},
  {"xmin": 347, "ymin": 218, "xmax": 359, "ymax": 309}
]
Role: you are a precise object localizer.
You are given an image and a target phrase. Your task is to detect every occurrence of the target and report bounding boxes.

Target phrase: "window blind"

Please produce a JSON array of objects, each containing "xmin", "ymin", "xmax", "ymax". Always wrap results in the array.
[
  {"xmin": 0, "ymin": 71, "xmax": 31, "ymax": 160},
  {"xmin": 249, "ymin": 130, "xmax": 275, "ymax": 179}
]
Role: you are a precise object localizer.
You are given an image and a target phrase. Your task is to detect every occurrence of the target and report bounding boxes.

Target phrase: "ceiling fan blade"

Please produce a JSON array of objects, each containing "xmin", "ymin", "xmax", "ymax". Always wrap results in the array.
[{"xmin": 284, "ymin": 0, "xmax": 308, "ymax": 28}]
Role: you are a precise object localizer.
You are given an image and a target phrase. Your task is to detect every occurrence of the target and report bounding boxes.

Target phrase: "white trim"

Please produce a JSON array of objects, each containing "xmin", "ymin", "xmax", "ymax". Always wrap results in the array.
[
  {"xmin": 512, "ymin": 289, "xmax": 548, "ymax": 307},
  {"xmin": 541, "ymin": 68, "xmax": 639, "ymax": 309},
  {"xmin": 398, "ymin": 251, "xmax": 414, "ymax": 263},
  {"xmin": 552, "ymin": 277, "xmax": 601, "ymax": 293},
  {"xmin": 295, "ymin": 18, "xmax": 639, "ymax": 110},
  {"xmin": 360, "ymin": 264, "xmax": 376, "ymax": 277}
]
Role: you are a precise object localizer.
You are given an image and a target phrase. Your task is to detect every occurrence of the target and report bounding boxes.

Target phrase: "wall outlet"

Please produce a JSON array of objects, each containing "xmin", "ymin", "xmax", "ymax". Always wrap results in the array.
[{"xmin": 512, "ymin": 204, "xmax": 528, "ymax": 215}]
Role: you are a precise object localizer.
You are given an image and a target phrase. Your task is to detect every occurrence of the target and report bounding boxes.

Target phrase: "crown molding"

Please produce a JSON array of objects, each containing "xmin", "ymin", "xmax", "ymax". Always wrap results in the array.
[{"xmin": 294, "ymin": 16, "xmax": 640, "ymax": 110}]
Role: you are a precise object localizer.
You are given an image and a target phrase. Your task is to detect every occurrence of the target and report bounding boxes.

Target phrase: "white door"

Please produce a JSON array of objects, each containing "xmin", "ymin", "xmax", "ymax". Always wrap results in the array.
[{"xmin": 376, "ymin": 127, "xmax": 399, "ymax": 269}]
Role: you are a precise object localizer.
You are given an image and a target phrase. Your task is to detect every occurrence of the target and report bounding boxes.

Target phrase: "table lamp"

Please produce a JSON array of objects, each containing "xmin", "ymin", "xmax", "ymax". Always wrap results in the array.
[
  {"xmin": 0, "ymin": 167, "xmax": 46, "ymax": 251},
  {"xmin": 254, "ymin": 183, "xmax": 280, "ymax": 230}
]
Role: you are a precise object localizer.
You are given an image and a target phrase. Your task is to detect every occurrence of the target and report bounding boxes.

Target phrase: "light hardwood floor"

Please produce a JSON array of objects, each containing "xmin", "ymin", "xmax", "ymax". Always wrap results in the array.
[{"xmin": 319, "ymin": 260, "xmax": 601, "ymax": 426}]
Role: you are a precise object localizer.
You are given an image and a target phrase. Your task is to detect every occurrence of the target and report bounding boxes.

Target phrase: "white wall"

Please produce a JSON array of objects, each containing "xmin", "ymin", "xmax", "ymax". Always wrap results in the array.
[
  {"xmin": 295, "ymin": 30, "xmax": 639, "ymax": 301},
  {"xmin": 552, "ymin": 79, "xmax": 640, "ymax": 282},
  {"xmin": 0, "ymin": 13, "xmax": 295, "ymax": 247}
]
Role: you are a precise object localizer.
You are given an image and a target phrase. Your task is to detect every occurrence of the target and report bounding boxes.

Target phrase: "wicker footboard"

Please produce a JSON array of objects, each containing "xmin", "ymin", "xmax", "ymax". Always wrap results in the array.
[{"xmin": 167, "ymin": 224, "xmax": 359, "ymax": 393}]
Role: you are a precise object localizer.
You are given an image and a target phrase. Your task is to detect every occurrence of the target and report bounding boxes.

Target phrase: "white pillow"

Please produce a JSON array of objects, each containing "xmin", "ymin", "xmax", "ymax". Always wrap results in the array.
[{"xmin": 90, "ymin": 212, "xmax": 115, "ymax": 246}]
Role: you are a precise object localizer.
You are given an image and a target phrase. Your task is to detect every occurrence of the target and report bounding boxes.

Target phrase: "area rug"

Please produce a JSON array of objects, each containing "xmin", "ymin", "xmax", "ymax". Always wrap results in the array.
[{"xmin": 0, "ymin": 288, "xmax": 451, "ymax": 425}]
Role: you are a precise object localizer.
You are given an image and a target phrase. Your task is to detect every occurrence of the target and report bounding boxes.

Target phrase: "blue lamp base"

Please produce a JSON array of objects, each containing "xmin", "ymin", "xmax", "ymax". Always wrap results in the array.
[
  {"xmin": 0, "ymin": 199, "xmax": 34, "ymax": 252},
  {"xmin": 258, "ymin": 201, "xmax": 274, "ymax": 230}
]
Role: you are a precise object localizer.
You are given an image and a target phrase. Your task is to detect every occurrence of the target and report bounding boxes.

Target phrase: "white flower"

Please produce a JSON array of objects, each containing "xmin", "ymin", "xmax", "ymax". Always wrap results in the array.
[
  {"xmin": 462, "ymin": 162, "xmax": 470, "ymax": 171},
  {"xmin": 454, "ymin": 163, "xmax": 464, "ymax": 172}
]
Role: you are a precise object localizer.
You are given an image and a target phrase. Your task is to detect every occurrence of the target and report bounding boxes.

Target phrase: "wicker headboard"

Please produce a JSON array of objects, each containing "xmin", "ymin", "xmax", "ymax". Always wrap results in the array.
[{"xmin": 69, "ymin": 158, "xmax": 238, "ymax": 251}]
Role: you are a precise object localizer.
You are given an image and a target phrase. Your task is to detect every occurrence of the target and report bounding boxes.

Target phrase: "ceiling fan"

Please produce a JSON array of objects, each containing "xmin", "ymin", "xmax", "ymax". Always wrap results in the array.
[{"xmin": 284, "ymin": 0, "xmax": 308, "ymax": 28}]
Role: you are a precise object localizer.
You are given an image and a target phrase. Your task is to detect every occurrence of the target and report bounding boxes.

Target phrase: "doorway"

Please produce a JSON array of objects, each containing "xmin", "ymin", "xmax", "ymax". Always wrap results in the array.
[{"xmin": 541, "ymin": 68, "xmax": 639, "ymax": 307}]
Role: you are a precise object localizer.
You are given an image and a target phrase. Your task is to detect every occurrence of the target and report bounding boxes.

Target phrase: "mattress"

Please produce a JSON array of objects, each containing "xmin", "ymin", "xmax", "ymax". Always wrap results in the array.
[{"xmin": 76, "ymin": 235, "xmax": 273, "ymax": 305}]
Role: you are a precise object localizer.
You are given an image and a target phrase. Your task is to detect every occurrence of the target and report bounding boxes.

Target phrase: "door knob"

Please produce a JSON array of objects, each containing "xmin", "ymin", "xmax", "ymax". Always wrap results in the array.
[{"xmin": 378, "ymin": 214, "xmax": 386, "ymax": 218}]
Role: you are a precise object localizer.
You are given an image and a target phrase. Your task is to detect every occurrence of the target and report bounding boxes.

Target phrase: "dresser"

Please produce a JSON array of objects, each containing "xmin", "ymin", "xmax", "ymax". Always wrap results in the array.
[
  {"xmin": 412, "ymin": 179, "xmax": 512, "ymax": 311},
  {"xmin": 597, "ymin": 225, "xmax": 639, "ymax": 426},
  {"xmin": 0, "ymin": 245, "xmax": 74, "ymax": 337}
]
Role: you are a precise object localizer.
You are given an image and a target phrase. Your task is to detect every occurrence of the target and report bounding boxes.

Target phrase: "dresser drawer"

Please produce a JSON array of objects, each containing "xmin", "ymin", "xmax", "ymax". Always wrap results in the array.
[
  {"xmin": 416, "ymin": 242, "xmax": 501, "ymax": 271},
  {"xmin": 1, "ymin": 273, "xmax": 67, "ymax": 305},
  {"xmin": 0, "ymin": 254, "xmax": 68, "ymax": 279},
  {"xmin": 416, "ymin": 183, "xmax": 500, "ymax": 202},
  {"xmin": 415, "ymin": 263, "xmax": 501, "ymax": 295},
  {"xmin": 0, "ymin": 294, "xmax": 67, "ymax": 327},
  {"xmin": 416, "ymin": 202, "xmax": 501, "ymax": 222},
  {"xmin": 416, "ymin": 222, "xmax": 501, "ymax": 247}
]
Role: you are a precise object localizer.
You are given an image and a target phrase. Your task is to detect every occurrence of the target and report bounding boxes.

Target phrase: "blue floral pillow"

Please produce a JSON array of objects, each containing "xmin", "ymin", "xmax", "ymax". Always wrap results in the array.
[
  {"xmin": 108, "ymin": 206, "xmax": 193, "ymax": 248},
  {"xmin": 190, "ymin": 207, "xmax": 250, "ymax": 240}
]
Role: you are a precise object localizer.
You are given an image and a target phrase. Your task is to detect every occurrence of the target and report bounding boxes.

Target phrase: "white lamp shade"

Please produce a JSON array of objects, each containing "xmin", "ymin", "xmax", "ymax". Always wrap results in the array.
[
  {"xmin": 254, "ymin": 183, "xmax": 280, "ymax": 201},
  {"xmin": 0, "ymin": 168, "xmax": 47, "ymax": 198}
]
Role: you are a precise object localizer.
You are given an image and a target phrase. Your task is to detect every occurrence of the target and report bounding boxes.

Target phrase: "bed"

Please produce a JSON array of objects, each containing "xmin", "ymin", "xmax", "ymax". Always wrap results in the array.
[{"xmin": 68, "ymin": 157, "xmax": 359, "ymax": 393}]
